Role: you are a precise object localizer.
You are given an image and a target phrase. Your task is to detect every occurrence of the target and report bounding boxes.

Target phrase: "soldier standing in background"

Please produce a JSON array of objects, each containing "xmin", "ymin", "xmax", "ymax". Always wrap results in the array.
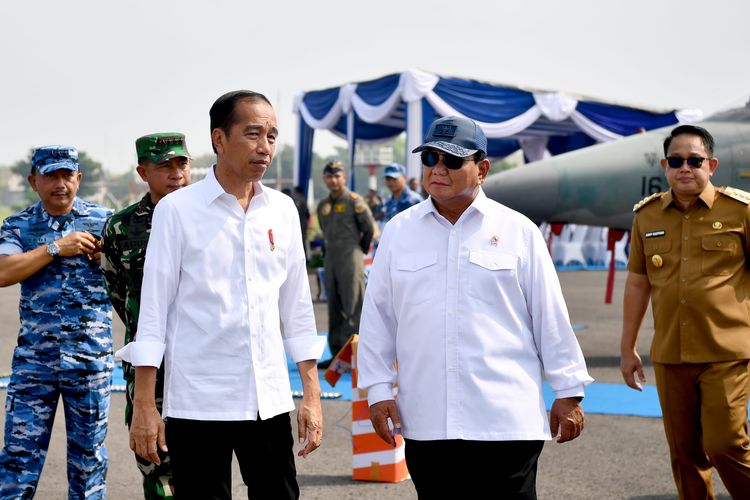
[
  {"xmin": 382, "ymin": 163, "xmax": 423, "ymax": 224},
  {"xmin": 0, "ymin": 146, "xmax": 113, "ymax": 498},
  {"xmin": 316, "ymin": 161, "xmax": 375, "ymax": 368},
  {"xmin": 102, "ymin": 133, "xmax": 192, "ymax": 499}
]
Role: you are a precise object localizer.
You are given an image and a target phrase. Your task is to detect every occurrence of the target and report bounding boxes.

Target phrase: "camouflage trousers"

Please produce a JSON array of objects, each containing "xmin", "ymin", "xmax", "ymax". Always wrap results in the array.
[
  {"xmin": 125, "ymin": 364, "xmax": 174, "ymax": 499},
  {"xmin": 0, "ymin": 360, "xmax": 111, "ymax": 499}
]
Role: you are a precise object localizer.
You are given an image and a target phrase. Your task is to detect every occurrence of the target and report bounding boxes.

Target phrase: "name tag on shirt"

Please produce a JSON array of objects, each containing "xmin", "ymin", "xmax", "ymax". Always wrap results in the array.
[{"xmin": 645, "ymin": 230, "xmax": 665, "ymax": 238}]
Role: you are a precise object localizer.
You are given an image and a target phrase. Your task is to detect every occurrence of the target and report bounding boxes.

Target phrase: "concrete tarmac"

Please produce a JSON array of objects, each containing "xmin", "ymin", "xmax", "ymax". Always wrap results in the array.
[{"xmin": 0, "ymin": 271, "xmax": 732, "ymax": 499}]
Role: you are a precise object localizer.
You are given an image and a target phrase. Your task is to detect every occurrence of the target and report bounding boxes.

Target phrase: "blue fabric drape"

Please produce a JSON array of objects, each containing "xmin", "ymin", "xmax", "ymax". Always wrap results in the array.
[
  {"xmin": 576, "ymin": 101, "xmax": 678, "ymax": 136},
  {"xmin": 432, "ymin": 77, "xmax": 536, "ymax": 123}
]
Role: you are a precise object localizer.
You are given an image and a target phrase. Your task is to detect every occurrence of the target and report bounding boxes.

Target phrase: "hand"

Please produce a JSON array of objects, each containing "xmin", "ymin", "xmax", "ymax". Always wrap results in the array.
[
  {"xmin": 550, "ymin": 397, "xmax": 584, "ymax": 443},
  {"xmin": 369, "ymin": 400, "xmax": 401, "ymax": 447},
  {"xmin": 55, "ymin": 231, "xmax": 99, "ymax": 258},
  {"xmin": 129, "ymin": 403, "xmax": 167, "ymax": 464},
  {"xmin": 297, "ymin": 394, "xmax": 323, "ymax": 458},
  {"xmin": 620, "ymin": 350, "xmax": 646, "ymax": 391}
]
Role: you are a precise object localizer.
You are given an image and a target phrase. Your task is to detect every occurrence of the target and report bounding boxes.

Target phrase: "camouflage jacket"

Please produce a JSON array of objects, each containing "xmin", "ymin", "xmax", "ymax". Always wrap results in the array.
[
  {"xmin": 0, "ymin": 198, "xmax": 113, "ymax": 372},
  {"xmin": 101, "ymin": 193, "xmax": 154, "ymax": 381}
]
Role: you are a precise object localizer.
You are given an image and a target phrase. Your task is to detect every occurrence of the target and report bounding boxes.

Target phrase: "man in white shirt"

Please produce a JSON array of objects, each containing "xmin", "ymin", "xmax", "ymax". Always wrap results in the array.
[
  {"xmin": 116, "ymin": 90, "xmax": 325, "ymax": 499},
  {"xmin": 357, "ymin": 115, "xmax": 593, "ymax": 499}
]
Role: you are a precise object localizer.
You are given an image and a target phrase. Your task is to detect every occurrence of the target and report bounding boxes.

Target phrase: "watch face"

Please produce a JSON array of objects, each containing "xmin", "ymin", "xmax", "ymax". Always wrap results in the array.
[{"xmin": 47, "ymin": 242, "xmax": 60, "ymax": 257}]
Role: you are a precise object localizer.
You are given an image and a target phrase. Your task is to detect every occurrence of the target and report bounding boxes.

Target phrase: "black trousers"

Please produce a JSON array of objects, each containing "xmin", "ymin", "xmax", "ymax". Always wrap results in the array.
[
  {"xmin": 165, "ymin": 413, "xmax": 298, "ymax": 500},
  {"xmin": 404, "ymin": 439, "xmax": 544, "ymax": 499}
]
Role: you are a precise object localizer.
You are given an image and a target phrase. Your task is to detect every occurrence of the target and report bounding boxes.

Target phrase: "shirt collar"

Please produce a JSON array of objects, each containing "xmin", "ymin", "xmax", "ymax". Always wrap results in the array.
[
  {"xmin": 418, "ymin": 188, "xmax": 491, "ymax": 220},
  {"xmin": 135, "ymin": 192, "xmax": 155, "ymax": 216},
  {"xmin": 33, "ymin": 197, "xmax": 86, "ymax": 220},
  {"xmin": 201, "ymin": 164, "xmax": 269, "ymax": 208},
  {"xmin": 662, "ymin": 182, "xmax": 716, "ymax": 210}
]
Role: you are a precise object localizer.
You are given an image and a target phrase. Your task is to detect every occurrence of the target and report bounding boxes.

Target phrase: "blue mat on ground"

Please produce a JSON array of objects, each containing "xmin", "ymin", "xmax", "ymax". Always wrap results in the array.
[{"xmin": 0, "ymin": 332, "xmax": 723, "ymax": 419}]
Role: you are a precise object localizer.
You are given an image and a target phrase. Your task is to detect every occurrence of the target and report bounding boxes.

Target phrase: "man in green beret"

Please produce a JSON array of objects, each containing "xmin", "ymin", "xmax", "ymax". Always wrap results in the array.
[{"xmin": 102, "ymin": 132, "xmax": 192, "ymax": 499}]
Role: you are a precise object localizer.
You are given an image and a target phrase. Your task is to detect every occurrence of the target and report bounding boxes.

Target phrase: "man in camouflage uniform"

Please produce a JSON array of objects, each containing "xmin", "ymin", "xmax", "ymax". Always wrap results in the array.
[
  {"xmin": 0, "ymin": 146, "xmax": 113, "ymax": 499},
  {"xmin": 102, "ymin": 133, "xmax": 191, "ymax": 499},
  {"xmin": 316, "ymin": 161, "xmax": 375, "ymax": 367},
  {"xmin": 382, "ymin": 163, "xmax": 423, "ymax": 223}
]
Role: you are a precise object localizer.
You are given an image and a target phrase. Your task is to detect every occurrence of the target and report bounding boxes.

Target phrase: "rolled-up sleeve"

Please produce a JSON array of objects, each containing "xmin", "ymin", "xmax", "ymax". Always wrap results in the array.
[
  {"xmin": 115, "ymin": 198, "xmax": 182, "ymax": 367},
  {"xmin": 278, "ymin": 198, "xmax": 325, "ymax": 363},
  {"xmin": 357, "ymin": 225, "xmax": 398, "ymax": 406}
]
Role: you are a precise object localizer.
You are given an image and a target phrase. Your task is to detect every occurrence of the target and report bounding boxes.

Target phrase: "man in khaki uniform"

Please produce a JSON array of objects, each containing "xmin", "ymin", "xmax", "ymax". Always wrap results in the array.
[
  {"xmin": 621, "ymin": 124, "xmax": 750, "ymax": 499},
  {"xmin": 316, "ymin": 161, "xmax": 375, "ymax": 367}
]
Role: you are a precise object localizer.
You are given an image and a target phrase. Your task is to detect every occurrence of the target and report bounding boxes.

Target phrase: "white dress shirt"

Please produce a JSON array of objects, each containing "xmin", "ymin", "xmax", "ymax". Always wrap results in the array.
[
  {"xmin": 357, "ymin": 189, "xmax": 593, "ymax": 441},
  {"xmin": 116, "ymin": 166, "xmax": 324, "ymax": 421}
]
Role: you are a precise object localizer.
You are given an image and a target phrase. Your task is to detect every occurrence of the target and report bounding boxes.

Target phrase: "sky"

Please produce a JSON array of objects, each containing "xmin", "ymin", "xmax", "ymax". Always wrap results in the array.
[{"xmin": 1, "ymin": 0, "xmax": 749, "ymax": 174}]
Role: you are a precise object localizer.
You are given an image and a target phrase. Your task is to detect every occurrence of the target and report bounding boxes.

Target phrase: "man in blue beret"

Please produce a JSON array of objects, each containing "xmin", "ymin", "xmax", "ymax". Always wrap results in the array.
[{"xmin": 0, "ymin": 146, "xmax": 113, "ymax": 498}]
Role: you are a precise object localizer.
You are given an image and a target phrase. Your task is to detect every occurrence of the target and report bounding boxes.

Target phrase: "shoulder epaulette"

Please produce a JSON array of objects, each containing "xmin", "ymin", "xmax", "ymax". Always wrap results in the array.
[
  {"xmin": 350, "ymin": 192, "xmax": 360, "ymax": 201},
  {"xmin": 718, "ymin": 186, "xmax": 750, "ymax": 205},
  {"xmin": 632, "ymin": 192, "xmax": 666, "ymax": 212}
]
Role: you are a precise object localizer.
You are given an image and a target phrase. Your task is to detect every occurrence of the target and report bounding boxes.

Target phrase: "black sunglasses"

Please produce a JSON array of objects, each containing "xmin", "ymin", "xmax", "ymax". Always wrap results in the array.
[
  {"xmin": 420, "ymin": 150, "xmax": 472, "ymax": 170},
  {"xmin": 665, "ymin": 156, "xmax": 708, "ymax": 169}
]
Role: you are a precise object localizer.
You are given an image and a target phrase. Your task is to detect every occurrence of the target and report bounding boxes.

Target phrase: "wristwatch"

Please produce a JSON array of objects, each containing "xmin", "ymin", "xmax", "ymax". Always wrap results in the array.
[{"xmin": 46, "ymin": 241, "xmax": 60, "ymax": 258}]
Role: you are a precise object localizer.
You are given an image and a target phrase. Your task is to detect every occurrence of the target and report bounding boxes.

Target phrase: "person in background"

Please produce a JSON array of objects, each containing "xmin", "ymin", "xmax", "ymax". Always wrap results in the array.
[
  {"xmin": 0, "ymin": 146, "xmax": 113, "ymax": 498},
  {"xmin": 381, "ymin": 163, "xmax": 422, "ymax": 223},
  {"xmin": 293, "ymin": 185, "xmax": 310, "ymax": 260},
  {"xmin": 316, "ymin": 161, "xmax": 375, "ymax": 368},
  {"xmin": 102, "ymin": 132, "xmax": 192, "ymax": 499}
]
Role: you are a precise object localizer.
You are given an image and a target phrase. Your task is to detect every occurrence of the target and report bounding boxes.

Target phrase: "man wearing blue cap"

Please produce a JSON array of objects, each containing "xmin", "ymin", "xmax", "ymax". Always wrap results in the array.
[
  {"xmin": 382, "ymin": 163, "xmax": 422, "ymax": 224},
  {"xmin": 358, "ymin": 116, "xmax": 592, "ymax": 499},
  {"xmin": 0, "ymin": 146, "xmax": 113, "ymax": 498}
]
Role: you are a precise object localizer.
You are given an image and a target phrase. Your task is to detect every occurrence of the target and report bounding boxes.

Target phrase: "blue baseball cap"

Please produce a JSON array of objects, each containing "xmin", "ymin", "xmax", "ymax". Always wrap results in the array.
[
  {"xmin": 383, "ymin": 163, "xmax": 406, "ymax": 178},
  {"xmin": 412, "ymin": 115, "xmax": 487, "ymax": 157},
  {"xmin": 32, "ymin": 146, "xmax": 79, "ymax": 175}
]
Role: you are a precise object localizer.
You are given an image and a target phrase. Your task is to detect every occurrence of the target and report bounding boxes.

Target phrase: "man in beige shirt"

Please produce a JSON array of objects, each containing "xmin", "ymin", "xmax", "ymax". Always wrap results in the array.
[{"xmin": 621, "ymin": 124, "xmax": 750, "ymax": 499}]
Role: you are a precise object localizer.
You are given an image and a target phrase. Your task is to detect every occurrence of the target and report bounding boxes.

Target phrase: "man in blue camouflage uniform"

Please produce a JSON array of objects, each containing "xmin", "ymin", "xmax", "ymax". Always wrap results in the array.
[
  {"xmin": 0, "ymin": 146, "xmax": 113, "ymax": 499},
  {"xmin": 382, "ymin": 163, "xmax": 423, "ymax": 223},
  {"xmin": 102, "ymin": 132, "xmax": 191, "ymax": 499}
]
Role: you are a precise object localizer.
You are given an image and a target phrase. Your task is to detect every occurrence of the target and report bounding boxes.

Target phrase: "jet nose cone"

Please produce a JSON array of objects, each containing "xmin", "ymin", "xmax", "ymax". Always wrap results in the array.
[{"xmin": 484, "ymin": 162, "xmax": 560, "ymax": 222}]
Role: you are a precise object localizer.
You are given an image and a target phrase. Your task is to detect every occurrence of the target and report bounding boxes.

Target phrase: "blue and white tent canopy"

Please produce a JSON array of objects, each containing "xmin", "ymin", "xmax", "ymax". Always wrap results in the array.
[{"xmin": 293, "ymin": 69, "xmax": 700, "ymax": 192}]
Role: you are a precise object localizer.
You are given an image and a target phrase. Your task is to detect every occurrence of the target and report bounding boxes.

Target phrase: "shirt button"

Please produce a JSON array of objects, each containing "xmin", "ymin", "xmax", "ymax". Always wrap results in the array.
[
  {"xmin": 681, "ymin": 321, "xmax": 688, "ymax": 326},
  {"xmin": 684, "ymin": 215, "xmax": 689, "ymax": 220},
  {"xmin": 680, "ymin": 299, "xmax": 686, "ymax": 304},
  {"xmin": 717, "ymin": 241, "xmax": 723, "ymax": 247},
  {"xmin": 448, "ymin": 310, "xmax": 453, "ymax": 315},
  {"xmin": 683, "ymin": 236, "xmax": 689, "ymax": 241},
  {"xmin": 683, "ymin": 257, "xmax": 688, "ymax": 262},
  {"xmin": 681, "ymin": 278, "xmax": 687, "ymax": 283}
]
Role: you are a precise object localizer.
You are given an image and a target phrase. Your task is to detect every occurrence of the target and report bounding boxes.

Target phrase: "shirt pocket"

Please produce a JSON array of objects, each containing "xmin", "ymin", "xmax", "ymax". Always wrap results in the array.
[
  {"xmin": 394, "ymin": 252, "xmax": 438, "ymax": 305},
  {"xmin": 701, "ymin": 234, "xmax": 738, "ymax": 276},
  {"xmin": 466, "ymin": 251, "xmax": 517, "ymax": 303},
  {"xmin": 643, "ymin": 239, "xmax": 672, "ymax": 282}
]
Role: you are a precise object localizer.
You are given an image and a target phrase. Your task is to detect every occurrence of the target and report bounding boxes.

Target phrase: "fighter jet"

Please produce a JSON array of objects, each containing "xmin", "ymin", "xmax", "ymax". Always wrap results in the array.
[{"xmin": 483, "ymin": 101, "xmax": 750, "ymax": 230}]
